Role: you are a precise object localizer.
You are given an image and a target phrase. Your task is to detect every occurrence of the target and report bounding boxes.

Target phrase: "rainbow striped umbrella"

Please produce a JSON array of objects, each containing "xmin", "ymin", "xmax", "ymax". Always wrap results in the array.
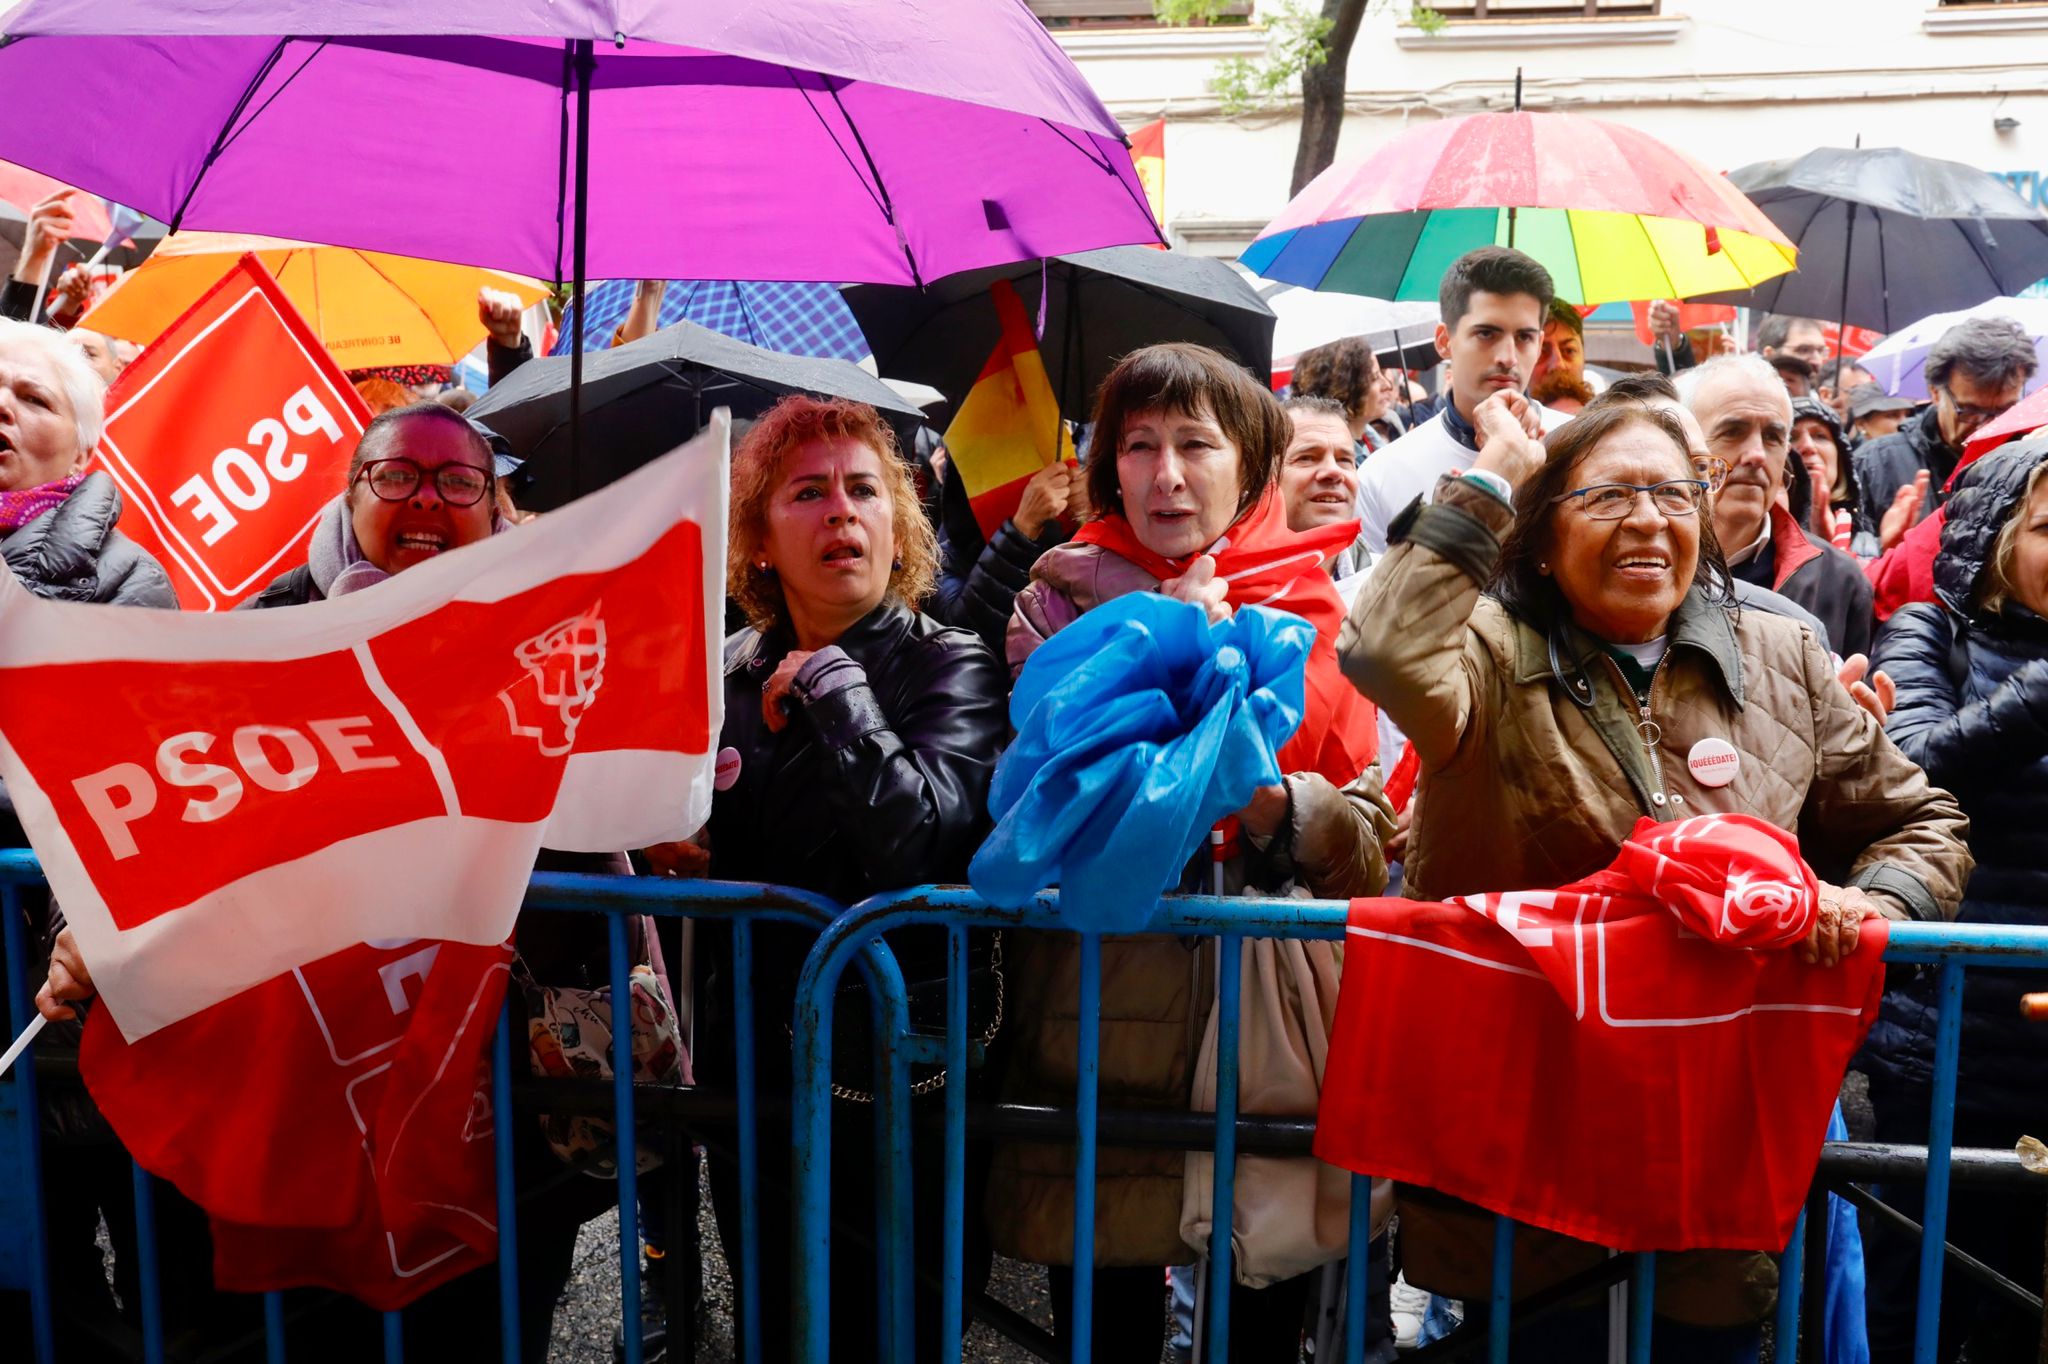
[{"xmin": 1240, "ymin": 111, "xmax": 1797, "ymax": 306}]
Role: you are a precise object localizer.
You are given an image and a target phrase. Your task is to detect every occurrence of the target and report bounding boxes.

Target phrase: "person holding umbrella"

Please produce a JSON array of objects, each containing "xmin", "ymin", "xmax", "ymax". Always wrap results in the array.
[
  {"xmin": 1853, "ymin": 318, "xmax": 2037, "ymax": 537},
  {"xmin": 1353, "ymin": 247, "xmax": 1569, "ymax": 557}
]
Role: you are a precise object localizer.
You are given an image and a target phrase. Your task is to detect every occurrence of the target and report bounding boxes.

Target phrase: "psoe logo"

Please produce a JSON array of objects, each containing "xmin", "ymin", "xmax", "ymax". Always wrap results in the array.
[
  {"xmin": 1719, "ymin": 869, "xmax": 1808, "ymax": 938},
  {"xmin": 498, "ymin": 603, "xmax": 607, "ymax": 756}
]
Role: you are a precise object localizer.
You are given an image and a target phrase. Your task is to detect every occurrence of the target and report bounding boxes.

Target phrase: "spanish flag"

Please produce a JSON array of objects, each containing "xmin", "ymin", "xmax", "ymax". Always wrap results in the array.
[
  {"xmin": 1130, "ymin": 118, "xmax": 1166, "ymax": 245},
  {"xmin": 944, "ymin": 279, "xmax": 1076, "ymax": 539}
]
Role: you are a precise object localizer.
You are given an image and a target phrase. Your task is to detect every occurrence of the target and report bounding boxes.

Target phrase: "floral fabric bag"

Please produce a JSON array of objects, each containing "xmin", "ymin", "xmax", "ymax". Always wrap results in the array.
[{"xmin": 514, "ymin": 916, "xmax": 690, "ymax": 1177}]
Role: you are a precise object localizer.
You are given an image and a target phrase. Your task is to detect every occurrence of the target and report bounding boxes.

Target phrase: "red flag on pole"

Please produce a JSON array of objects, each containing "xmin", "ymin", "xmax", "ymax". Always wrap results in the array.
[{"xmin": 0, "ymin": 419, "xmax": 731, "ymax": 1305}]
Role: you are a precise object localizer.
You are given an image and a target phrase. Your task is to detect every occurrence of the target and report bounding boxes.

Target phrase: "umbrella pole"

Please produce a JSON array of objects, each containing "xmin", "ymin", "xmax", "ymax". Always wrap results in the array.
[
  {"xmin": 569, "ymin": 38, "xmax": 595, "ymax": 498},
  {"xmin": 1834, "ymin": 201, "xmax": 1858, "ymax": 373},
  {"xmin": 1507, "ymin": 69, "xmax": 1522, "ymax": 249}
]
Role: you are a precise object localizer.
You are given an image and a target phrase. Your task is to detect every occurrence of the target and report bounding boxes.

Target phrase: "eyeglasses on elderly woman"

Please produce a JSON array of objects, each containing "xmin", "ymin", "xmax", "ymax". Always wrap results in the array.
[
  {"xmin": 1550, "ymin": 478, "xmax": 1709, "ymax": 520},
  {"xmin": 353, "ymin": 457, "xmax": 492, "ymax": 506}
]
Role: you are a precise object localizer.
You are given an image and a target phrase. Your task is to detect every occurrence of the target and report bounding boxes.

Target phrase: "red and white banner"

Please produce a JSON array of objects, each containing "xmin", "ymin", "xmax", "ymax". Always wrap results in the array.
[
  {"xmin": 94, "ymin": 253, "xmax": 371, "ymax": 611},
  {"xmin": 84, "ymin": 934, "xmax": 517, "ymax": 1307},
  {"xmin": 1316, "ymin": 814, "xmax": 1888, "ymax": 1252},
  {"xmin": 0, "ymin": 417, "xmax": 730, "ymax": 1042}
]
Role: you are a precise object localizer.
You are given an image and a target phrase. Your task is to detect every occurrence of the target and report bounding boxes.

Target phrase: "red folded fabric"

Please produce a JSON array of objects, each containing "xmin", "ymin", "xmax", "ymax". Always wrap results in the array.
[{"xmin": 1316, "ymin": 813, "xmax": 1887, "ymax": 1251}]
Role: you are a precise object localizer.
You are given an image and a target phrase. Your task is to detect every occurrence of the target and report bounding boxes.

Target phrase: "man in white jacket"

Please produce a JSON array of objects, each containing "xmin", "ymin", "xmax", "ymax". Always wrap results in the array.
[{"xmin": 1354, "ymin": 247, "xmax": 1569, "ymax": 555}]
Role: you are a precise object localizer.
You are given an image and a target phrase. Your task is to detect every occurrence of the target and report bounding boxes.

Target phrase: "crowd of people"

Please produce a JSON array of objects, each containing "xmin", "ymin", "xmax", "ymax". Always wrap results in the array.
[{"xmin": 5, "ymin": 227, "xmax": 2046, "ymax": 1364}]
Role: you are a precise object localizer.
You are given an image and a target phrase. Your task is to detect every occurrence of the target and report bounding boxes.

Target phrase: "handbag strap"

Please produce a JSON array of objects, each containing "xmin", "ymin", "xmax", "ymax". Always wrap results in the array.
[{"xmin": 788, "ymin": 930, "xmax": 1005, "ymax": 1105}]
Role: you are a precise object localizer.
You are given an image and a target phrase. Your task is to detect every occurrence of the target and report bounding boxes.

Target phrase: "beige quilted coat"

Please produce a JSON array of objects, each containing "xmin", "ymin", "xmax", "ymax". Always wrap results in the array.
[
  {"xmin": 1337, "ymin": 475, "xmax": 1972, "ymax": 1324},
  {"xmin": 985, "ymin": 540, "xmax": 1395, "ymax": 1268}
]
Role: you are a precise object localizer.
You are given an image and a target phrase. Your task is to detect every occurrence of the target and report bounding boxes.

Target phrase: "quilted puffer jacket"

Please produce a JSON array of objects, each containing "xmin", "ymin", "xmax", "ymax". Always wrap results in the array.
[
  {"xmin": 1866, "ymin": 440, "xmax": 2048, "ymax": 1124},
  {"xmin": 1, "ymin": 471, "xmax": 174, "ymax": 608},
  {"xmin": 1339, "ymin": 474, "xmax": 1971, "ymax": 1325}
]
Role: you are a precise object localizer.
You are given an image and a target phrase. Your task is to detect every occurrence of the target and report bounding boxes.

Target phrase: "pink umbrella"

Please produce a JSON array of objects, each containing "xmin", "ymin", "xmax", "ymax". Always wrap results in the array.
[{"xmin": 0, "ymin": 159, "xmax": 112, "ymax": 239}]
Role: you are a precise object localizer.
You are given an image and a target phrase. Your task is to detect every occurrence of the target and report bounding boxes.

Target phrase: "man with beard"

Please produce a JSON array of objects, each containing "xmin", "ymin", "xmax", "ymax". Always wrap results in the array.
[
  {"xmin": 1681, "ymin": 353, "xmax": 1875, "ymax": 657},
  {"xmin": 1353, "ymin": 247, "xmax": 1567, "ymax": 554},
  {"xmin": 1529, "ymin": 298, "xmax": 1593, "ymax": 413},
  {"xmin": 1853, "ymin": 317, "xmax": 2037, "ymax": 535}
]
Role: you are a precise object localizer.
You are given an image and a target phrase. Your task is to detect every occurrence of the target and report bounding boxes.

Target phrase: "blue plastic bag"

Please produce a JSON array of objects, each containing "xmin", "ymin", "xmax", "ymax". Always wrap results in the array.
[{"xmin": 969, "ymin": 593, "xmax": 1313, "ymax": 933}]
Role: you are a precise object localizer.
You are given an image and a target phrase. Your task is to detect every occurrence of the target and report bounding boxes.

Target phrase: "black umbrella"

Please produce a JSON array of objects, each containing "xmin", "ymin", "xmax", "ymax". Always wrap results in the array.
[
  {"xmin": 844, "ymin": 246, "xmax": 1277, "ymax": 418},
  {"xmin": 469, "ymin": 318, "xmax": 923, "ymax": 511},
  {"xmin": 1699, "ymin": 146, "xmax": 2048, "ymax": 334}
]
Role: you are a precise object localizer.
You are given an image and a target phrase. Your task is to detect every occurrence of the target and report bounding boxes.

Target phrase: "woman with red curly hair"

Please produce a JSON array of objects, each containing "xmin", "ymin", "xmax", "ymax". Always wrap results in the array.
[{"xmin": 691, "ymin": 394, "xmax": 1008, "ymax": 1361}]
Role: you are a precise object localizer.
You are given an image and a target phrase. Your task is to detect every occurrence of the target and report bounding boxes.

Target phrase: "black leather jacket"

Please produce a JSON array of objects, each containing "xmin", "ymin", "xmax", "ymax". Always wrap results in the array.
[
  {"xmin": 709, "ymin": 597, "xmax": 1005, "ymax": 901},
  {"xmin": 699, "ymin": 598, "xmax": 1006, "ymax": 1076},
  {"xmin": 931, "ymin": 444, "xmax": 1069, "ymax": 657},
  {"xmin": 1866, "ymin": 441, "xmax": 2048, "ymax": 1122}
]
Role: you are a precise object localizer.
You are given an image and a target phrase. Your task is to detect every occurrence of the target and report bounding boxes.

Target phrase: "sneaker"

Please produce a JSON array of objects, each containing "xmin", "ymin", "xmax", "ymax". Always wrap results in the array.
[
  {"xmin": 612, "ymin": 1254, "xmax": 670, "ymax": 1364},
  {"xmin": 1388, "ymin": 1272, "xmax": 1431, "ymax": 1351}
]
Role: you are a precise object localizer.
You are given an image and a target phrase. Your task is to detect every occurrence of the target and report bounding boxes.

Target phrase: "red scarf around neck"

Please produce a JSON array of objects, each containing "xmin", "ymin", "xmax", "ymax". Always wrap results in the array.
[{"xmin": 1074, "ymin": 491, "xmax": 1378, "ymax": 785}]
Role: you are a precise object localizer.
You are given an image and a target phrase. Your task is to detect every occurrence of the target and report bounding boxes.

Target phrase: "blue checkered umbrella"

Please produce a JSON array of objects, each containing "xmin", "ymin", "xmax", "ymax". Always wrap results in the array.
[{"xmin": 552, "ymin": 279, "xmax": 868, "ymax": 362}]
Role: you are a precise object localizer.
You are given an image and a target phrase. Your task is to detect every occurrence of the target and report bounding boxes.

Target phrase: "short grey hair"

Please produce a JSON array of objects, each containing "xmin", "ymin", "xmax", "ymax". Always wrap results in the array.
[
  {"xmin": 0, "ymin": 317, "xmax": 107, "ymax": 456},
  {"xmin": 1674, "ymin": 352, "xmax": 1788, "ymax": 412},
  {"xmin": 1281, "ymin": 394, "xmax": 1350, "ymax": 425},
  {"xmin": 1924, "ymin": 317, "xmax": 2039, "ymax": 392}
]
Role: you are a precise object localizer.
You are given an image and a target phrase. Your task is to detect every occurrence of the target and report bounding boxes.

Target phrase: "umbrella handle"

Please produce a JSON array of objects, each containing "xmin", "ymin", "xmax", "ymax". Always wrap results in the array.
[{"xmin": 26, "ymin": 249, "xmax": 56, "ymax": 324}]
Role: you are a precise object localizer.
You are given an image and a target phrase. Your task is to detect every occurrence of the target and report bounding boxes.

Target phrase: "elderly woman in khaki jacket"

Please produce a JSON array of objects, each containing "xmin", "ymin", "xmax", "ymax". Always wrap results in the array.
[
  {"xmin": 991, "ymin": 343, "xmax": 1395, "ymax": 1361},
  {"xmin": 1338, "ymin": 389, "xmax": 1971, "ymax": 1362}
]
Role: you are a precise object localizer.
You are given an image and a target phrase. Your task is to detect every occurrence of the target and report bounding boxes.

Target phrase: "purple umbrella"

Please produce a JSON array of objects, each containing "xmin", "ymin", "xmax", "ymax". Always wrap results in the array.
[
  {"xmin": 0, "ymin": 4, "xmax": 1156, "ymax": 1359},
  {"xmin": 0, "ymin": 2, "xmax": 1156, "ymax": 284},
  {"xmin": 0, "ymin": 0, "xmax": 1156, "ymax": 500}
]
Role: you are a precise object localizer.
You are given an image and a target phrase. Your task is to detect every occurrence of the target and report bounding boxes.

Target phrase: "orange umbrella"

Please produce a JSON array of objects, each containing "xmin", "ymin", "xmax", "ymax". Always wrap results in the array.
[{"xmin": 81, "ymin": 232, "xmax": 549, "ymax": 369}]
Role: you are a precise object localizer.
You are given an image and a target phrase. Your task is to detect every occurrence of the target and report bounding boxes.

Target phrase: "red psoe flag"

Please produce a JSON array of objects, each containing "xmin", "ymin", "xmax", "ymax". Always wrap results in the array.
[
  {"xmin": 1315, "ymin": 814, "xmax": 1888, "ymax": 1252},
  {"xmin": 0, "ymin": 418, "xmax": 730, "ymax": 1306},
  {"xmin": 92, "ymin": 253, "xmax": 373, "ymax": 611}
]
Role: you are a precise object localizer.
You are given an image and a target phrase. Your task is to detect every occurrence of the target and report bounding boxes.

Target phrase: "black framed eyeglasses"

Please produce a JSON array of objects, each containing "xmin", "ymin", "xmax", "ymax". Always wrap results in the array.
[
  {"xmin": 1936, "ymin": 386, "xmax": 2011, "ymax": 427},
  {"xmin": 354, "ymin": 458, "xmax": 492, "ymax": 507},
  {"xmin": 1550, "ymin": 479, "xmax": 1708, "ymax": 520}
]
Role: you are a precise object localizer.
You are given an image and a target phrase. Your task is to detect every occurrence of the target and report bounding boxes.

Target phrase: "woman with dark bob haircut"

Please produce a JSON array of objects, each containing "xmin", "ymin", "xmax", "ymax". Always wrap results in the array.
[
  {"xmin": 992, "ymin": 343, "xmax": 1394, "ymax": 1359},
  {"xmin": 1338, "ymin": 389, "xmax": 1972, "ymax": 1363}
]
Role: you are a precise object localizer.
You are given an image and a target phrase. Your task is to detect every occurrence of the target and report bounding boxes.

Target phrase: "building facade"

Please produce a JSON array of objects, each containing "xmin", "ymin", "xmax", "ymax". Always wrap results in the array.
[{"xmin": 1042, "ymin": 0, "xmax": 2048, "ymax": 259}]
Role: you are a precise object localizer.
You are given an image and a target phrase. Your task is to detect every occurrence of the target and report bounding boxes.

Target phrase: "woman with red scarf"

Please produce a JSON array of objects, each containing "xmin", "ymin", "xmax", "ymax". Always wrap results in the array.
[{"xmin": 987, "ymin": 343, "xmax": 1393, "ymax": 1360}]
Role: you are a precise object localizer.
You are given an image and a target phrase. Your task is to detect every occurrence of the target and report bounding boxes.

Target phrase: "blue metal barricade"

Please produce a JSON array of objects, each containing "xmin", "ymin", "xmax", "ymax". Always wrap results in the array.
[
  {"xmin": 787, "ymin": 887, "xmax": 2048, "ymax": 1364},
  {"xmin": 5, "ymin": 844, "xmax": 2048, "ymax": 1364},
  {"xmin": 0, "ymin": 851, "xmax": 905, "ymax": 1364}
]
